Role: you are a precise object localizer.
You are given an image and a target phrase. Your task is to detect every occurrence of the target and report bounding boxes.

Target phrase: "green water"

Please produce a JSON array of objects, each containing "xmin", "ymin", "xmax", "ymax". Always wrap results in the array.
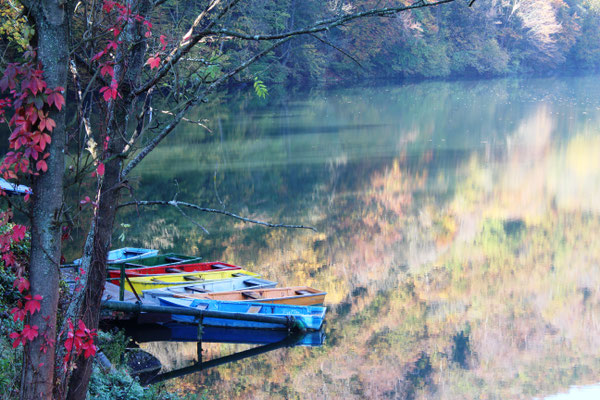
[{"xmin": 118, "ymin": 75, "xmax": 600, "ymax": 399}]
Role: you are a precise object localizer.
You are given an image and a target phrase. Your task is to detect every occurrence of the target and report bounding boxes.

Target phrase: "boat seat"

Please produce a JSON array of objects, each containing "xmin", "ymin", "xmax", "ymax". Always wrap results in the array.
[
  {"xmin": 295, "ymin": 290, "xmax": 311, "ymax": 295},
  {"xmin": 187, "ymin": 287, "xmax": 208, "ymax": 293},
  {"xmin": 165, "ymin": 268, "xmax": 183, "ymax": 273},
  {"xmin": 247, "ymin": 305, "xmax": 262, "ymax": 313},
  {"xmin": 194, "ymin": 303, "xmax": 208, "ymax": 310},
  {"xmin": 241, "ymin": 291, "xmax": 261, "ymax": 299},
  {"xmin": 150, "ymin": 278, "xmax": 169, "ymax": 284},
  {"xmin": 212, "ymin": 263, "xmax": 228, "ymax": 269},
  {"xmin": 183, "ymin": 275, "xmax": 202, "ymax": 281}
]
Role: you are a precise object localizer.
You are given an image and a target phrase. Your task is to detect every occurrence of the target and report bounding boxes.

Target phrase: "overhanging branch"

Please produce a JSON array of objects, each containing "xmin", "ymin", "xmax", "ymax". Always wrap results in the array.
[{"xmin": 117, "ymin": 200, "xmax": 318, "ymax": 232}]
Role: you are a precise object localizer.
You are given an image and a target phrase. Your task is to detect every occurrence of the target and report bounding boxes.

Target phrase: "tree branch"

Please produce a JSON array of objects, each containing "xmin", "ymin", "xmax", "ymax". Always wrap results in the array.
[
  {"xmin": 309, "ymin": 33, "xmax": 364, "ymax": 70},
  {"xmin": 208, "ymin": 0, "xmax": 455, "ymax": 41},
  {"xmin": 117, "ymin": 200, "xmax": 317, "ymax": 232}
]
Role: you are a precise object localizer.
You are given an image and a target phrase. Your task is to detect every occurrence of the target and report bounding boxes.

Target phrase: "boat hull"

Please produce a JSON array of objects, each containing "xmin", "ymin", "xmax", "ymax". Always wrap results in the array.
[
  {"xmin": 163, "ymin": 323, "xmax": 325, "ymax": 346},
  {"xmin": 158, "ymin": 297, "xmax": 326, "ymax": 331}
]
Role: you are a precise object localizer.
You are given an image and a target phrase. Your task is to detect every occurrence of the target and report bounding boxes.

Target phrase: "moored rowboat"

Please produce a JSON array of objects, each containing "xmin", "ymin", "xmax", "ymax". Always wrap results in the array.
[
  {"xmin": 158, "ymin": 297, "xmax": 326, "ymax": 331},
  {"xmin": 123, "ymin": 270, "xmax": 260, "ymax": 293},
  {"xmin": 74, "ymin": 247, "xmax": 158, "ymax": 265},
  {"xmin": 142, "ymin": 277, "xmax": 278, "ymax": 300},
  {"xmin": 173, "ymin": 286, "xmax": 326, "ymax": 306},
  {"xmin": 107, "ymin": 253, "xmax": 203, "ymax": 270},
  {"xmin": 108, "ymin": 261, "xmax": 241, "ymax": 282}
]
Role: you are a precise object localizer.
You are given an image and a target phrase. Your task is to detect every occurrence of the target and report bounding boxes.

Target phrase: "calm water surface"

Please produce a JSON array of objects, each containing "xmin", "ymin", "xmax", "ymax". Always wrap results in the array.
[{"xmin": 117, "ymin": 76, "xmax": 600, "ymax": 399}]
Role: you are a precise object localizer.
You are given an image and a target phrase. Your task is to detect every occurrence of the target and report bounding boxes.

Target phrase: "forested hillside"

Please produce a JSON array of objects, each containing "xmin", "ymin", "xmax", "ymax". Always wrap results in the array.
[{"xmin": 185, "ymin": 0, "xmax": 600, "ymax": 84}]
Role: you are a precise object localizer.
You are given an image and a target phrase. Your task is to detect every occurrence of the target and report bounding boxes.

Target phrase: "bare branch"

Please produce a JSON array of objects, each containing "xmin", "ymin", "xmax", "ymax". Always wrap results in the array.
[
  {"xmin": 160, "ymin": 110, "xmax": 212, "ymax": 132},
  {"xmin": 117, "ymin": 200, "xmax": 318, "ymax": 232},
  {"xmin": 309, "ymin": 33, "xmax": 364, "ymax": 70},
  {"xmin": 172, "ymin": 201, "xmax": 210, "ymax": 234}
]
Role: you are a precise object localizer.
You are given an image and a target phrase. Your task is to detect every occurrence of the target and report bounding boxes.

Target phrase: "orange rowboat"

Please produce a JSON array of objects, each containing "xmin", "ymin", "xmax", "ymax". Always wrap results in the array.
[{"xmin": 173, "ymin": 286, "xmax": 326, "ymax": 306}]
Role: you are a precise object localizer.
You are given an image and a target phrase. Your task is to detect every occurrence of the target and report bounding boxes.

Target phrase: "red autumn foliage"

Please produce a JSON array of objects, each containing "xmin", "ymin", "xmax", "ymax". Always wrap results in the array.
[{"xmin": 63, "ymin": 319, "xmax": 98, "ymax": 367}]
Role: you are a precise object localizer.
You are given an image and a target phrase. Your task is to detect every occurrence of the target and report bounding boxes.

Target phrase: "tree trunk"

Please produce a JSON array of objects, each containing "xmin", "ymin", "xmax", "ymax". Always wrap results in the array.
[
  {"xmin": 21, "ymin": 1, "xmax": 69, "ymax": 399},
  {"xmin": 65, "ymin": 1, "xmax": 151, "ymax": 398}
]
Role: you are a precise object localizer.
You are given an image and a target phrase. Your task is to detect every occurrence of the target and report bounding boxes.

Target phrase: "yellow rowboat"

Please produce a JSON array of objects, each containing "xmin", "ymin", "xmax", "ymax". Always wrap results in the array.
[
  {"xmin": 122, "ymin": 270, "xmax": 260, "ymax": 293},
  {"xmin": 173, "ymin": 286, "xmax": 326, "ymax": 306}
]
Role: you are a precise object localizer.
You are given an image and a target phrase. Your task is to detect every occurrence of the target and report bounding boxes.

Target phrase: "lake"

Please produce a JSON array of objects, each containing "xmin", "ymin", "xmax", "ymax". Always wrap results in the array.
[{"xmin": 116, "ymin": 75, "xmax": 600, "ymax": 399}]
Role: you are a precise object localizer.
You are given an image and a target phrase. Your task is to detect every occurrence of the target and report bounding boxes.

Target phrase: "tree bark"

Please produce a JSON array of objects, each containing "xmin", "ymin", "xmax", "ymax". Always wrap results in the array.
[{"xmin": 21, "ymin": 1, "xmax": 69, "ymax": 399}]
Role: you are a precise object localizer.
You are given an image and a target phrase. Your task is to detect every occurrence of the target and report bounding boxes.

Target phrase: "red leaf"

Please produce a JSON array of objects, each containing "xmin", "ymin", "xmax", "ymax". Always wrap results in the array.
[
  {"xmin": 100, "ymin": 63, "xmax": 114, "ymax": 78},
  {"xmin": 146, "ymin": 56, "xmax": 161, "ymax": 69},
  {"xmin": 10, "ymin": 332, "xmax": 23, "ymax": 348},
  {"xmin": 36, "ymin": 160, "xmax": 48, "ymax": 172},
  {"xmin": 83, "ymin": 340, "xmax": 97, "ymax": 358},
  {"xmin": 96, "ymin": 163, "xmax": 105, "ymax": 176},
  {"xmin": 14, "ymin": 277, "xmax": 30, "ymax": 293},
  {"xmin": 2, "ymin": 252, "xmax": 16, "ymax": 266},
  {"xmin": 10, "ymin": 305, "xmax": 26, "ymax": 322},
  {"xmin": 43, "ymin": 117, "xmax": 56, "ymax": 132},
  {"xmin": 24, "ymin": 295, "xmax": 42, "ymax": 315},
  {"xmin": 27, "ymin": 75, "xmax": 47, "ymax": 95},
  {"xmin": 47, "ymin": 91, "xmax": 65, "ymax": 111},
  {"xmin": 21, "ymin": 325, "xmax": 39, "ymax": 341},
  {"xmin": 12, "ymin": 224, "xmax": 27, "ymax": 241},
  {"xmin": 106, "ymin": 40, "xmax": 119, "ymax": 51},
  {"xmin": 64, "ymin": 337, "xmax": 74, "ymax": 352},
  {"xmin": 91, "ymin": 50, "xmax": 105, "ymax": 62},
  {"xmin": 103, "ymin": 0, "xmax": 115, "ymax": 13},
  {"xmin": 111, "ymin": 26, "xmax": 122, "ymax": 38},
  {"xmin": 99, "ymin": 84, "xmax": 119, "ymax": 101}
]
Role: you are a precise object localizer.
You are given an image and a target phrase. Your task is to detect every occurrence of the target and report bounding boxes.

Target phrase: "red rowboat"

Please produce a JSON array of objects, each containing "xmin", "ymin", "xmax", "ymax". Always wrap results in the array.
[{"xmin": 107, "ymin": 261, "xmax": 241, "ymax": 283}]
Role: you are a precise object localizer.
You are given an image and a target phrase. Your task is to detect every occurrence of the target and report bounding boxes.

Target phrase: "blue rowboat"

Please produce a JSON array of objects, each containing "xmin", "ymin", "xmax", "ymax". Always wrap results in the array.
[
  {"xmin": 126, "ymin": 322, "xmax": 325, "ymax": 346},
  {"xmin": 142, "ymin": 277, "xmax": 278, "ymax": 301},
  {"xmin": 0, "ymin": 178, "xmax": 32, "ymax": 195},
  {"xmin": 158, "ymin": 297, "xmax": 326, "ymax": 331},
  {"xmin": 73, "ymin": 247, "xmax": 158, "ymax": 265}
]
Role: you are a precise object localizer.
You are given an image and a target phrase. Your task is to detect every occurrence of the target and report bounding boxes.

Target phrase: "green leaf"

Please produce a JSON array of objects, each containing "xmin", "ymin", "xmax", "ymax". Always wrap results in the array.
[{"xmin": 253, "ymin": 77, "xmax": 268, "ymax": 99}]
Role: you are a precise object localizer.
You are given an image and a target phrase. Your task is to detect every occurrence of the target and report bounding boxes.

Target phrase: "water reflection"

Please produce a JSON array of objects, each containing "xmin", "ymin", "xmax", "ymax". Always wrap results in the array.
[
  {"xmin": 116, "ymin": 75, "xmax": 600, "ymax": 398},
  {"xmin": 116, "ymin": 322, "xmax": 323, "ymax": 385}
]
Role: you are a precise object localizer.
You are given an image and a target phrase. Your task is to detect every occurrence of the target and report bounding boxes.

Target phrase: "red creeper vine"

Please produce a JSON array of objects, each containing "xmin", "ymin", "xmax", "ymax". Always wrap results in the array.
[{"xmin": 0, "ymin": 50, "xmax": 98, "ymax": 361}]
